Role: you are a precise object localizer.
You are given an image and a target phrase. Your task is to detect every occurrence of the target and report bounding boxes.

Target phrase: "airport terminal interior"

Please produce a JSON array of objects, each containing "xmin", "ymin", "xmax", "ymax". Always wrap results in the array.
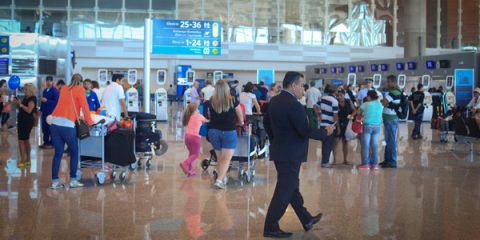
[{"xmin": 1, "ymin": 0, "xmax": 480, "ymax": 239}]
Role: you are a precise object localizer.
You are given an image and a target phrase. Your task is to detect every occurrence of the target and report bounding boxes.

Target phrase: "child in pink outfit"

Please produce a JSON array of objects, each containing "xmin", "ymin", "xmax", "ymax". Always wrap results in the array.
[{"xmin": 180, "ymin": 102, "xmax": 208, "ymax": 177}]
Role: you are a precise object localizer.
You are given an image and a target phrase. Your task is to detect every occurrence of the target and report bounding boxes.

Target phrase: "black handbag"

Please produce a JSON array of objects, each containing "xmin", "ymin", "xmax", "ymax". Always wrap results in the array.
[{"xmin": 71, "ymin": 89, "xmax": 90, "ymax": 139}]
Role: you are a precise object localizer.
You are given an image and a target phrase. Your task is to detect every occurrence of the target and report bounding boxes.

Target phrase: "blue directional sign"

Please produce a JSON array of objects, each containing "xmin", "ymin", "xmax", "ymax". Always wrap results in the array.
[{"xmin": 152, "ymin": 19, "xmax": 222, "ymax": 56}]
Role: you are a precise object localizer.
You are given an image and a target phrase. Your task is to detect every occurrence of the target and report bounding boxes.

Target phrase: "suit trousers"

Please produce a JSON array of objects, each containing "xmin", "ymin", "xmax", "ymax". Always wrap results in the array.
[{"xmin": 264, "ymin": 160, "xmax": 312, "ymax": 232}]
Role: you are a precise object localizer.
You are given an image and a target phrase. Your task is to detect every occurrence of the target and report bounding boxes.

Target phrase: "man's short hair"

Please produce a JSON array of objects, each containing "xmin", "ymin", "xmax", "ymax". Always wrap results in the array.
[
  {"xmin": 259, "ymin": 81, "xmax": 265, "ymax": 85},
  {"xmin": 206, "ymin": 80, "xmax": 212, "ymax": 85},
  {"xmin": 46, "ymin": 76, "xmax": 53, "ymax": 81},
  {"xmin": 310, "ymin": 81, "xmax": 316, "ymax": 87},
  {"xmin": 112, "ymin": 74, "xmax": 123, "ymax": 82},
  {"xmin": 282, "ymin": 71, "xmax": 304, "ymax": 88},
  {"xmin": 417, "ymin": 83, "xmax": 423, "ymax": 90},
  {"xmin": 387, "ymin": 75, "xmax": 397, "ymax": 82}
]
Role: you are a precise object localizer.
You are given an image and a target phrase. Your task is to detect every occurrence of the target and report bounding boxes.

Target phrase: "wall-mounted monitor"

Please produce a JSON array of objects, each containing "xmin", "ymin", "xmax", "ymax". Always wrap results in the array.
[
  {"xmin": 439, "ymin": 60, "xmax": 450, "ymax": 69},
  {"xmin": 330, "ymin": 67, "xmax": 336, "ymax": 74},
  {"xmin": 314, "ymin": 68, "xmax": 320, "ymax": 74},
  {"xmin": 426, "ymin": 60, "xmax": 436, "ymax": 70},
  {"xmin": 380, "ymin": 64, "xmax": 389, "ymax": 71},
  {"xmin": 321, "ymin": 68, "xmax": 327, "ymax": 74},
  {"xmin": 38, "ymin": 59, "xmax": 57, "ymax": 75},
  {"xmin": 407, "ymin": 62, "xmax": 416, "ymax": 70},
  {"xmin": 396, "ymin": 63, "xmax": 405, "ymax": 71},
  {"xmin": 156, "ymin": 70, "xmax": 166, "ymax": 85},
  {"xmin": 349, "ymin": 66, "xmax": 356, "ymax": 73},
  {"xmin": 337, "ymin": 67, "xmax": 345, "ymax": 73},
  {"xmin": 331, "ymin": 79, "xmax": 343, "ymax": 86},
  {"xmin": 0, "ymin": 58, "xmax": 8, "ymax": 75},
  {"xmin": 358, "ymin": 65, "xmax": 365, "ymax": 72},
  {"xmin": 370, "ymin": 64, "xmax": 378, "ymax": 72}
]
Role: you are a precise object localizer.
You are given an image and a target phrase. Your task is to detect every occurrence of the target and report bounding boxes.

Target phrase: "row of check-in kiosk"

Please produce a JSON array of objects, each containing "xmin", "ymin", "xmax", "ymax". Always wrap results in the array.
[{"xmin": 306, "ymin": 52, "xmax": 479, "ymax": 122}]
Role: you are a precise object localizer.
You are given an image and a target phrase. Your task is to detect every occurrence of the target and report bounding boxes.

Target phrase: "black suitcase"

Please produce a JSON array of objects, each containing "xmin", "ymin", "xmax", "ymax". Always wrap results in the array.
[{"xmin": 105, "ymin": 128, "xmax": 136, "ymax": 166}]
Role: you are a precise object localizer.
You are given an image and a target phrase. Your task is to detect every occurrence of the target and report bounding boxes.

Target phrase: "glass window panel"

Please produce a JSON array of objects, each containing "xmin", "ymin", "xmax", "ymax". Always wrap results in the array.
[
  {"xmin": 204, "ymin": 0, "xmax": 228, "ymax": 43},
  {"xmin": 96, "ymin": 11, "xmax": 123, "ymax": 39},
  {"xmin": 177, "ymin": 0, "xmax": 202, "ymax": 20},
  {"xmin": 152, "ymin": 0, "xmax": 176, "ymax": 11},
  {"xmin": 71, "ymin": 10, "xmax": 94, "ymax": 22},
  {"xmin": 0, "ymin": 8, "xmax": 11, "ymax": 19},
  {"xmin": 304, "ymin": 0, "xmax": 326, "ymax": 45},
  {"xmin": 70, "ymin": 10, "xmax": 95, "ymax": 39},
  {"xmin": 43, "ymin": 0, "xmax": 67, "ymax": 8},
  {"xmin": 71, "ymin": 0, "xmax": 95, "ymax": 9},
  {"xmin": 426, "ymin": 0, "xmax": 437, "ymax": 48},
  {"xmin": 279, "ymin": 0, "xmax": 302, "ymax": 44},
  {"xmin": 375, "ymin": 0, "xmax": 393, "ymax": 46},
  {"xmin": 0, "ymin": 0, "xmax": 12, "ymax": 7},
  {"xmin": 462, "ymin": 0, "xmax": 479, "ymax": 48},
  {"xmin": 327, "ymin": 2, "xmax": 348, "ymax": 45},
  {"xmin": 255, "ymin": 0, "xmax": 278, "ymax": 44},
  {"xmin": 151, "ymin": 11, "xmax": 175, "ymax": 20},
  {"xmin": 230, "ymin": 0, "xmax": 254, "ymax": 43},
  {"xmin": 124, "ymin": 12, "xmax": 147, "ymax": 39},
  {"xmin": 14, "ymin": 9, "xmax": 40, "ymax": 33},
  {"xmin": 41, "ymin": 10, "xmax": 67, "ymax": 37},
  {"xmin": 125, "ymin": 0, "xmax": 149, "ymax": 10},
  {"xmin": 396, "ymin": 0, "xmax": 405, "ymax": 47},
  {"xmin": 98, "ymin": 0, "xmax": 122, "ymax": 10},
  {"xmin": 16, "ymin": 0, "xmax": 40, "ymax": 7}
]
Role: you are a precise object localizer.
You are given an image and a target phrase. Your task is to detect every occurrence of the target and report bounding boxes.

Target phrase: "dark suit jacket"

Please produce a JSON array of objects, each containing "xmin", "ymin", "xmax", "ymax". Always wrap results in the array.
[{"xmin": 264, "ymin": 91, "xmax": 328, "ymax": 163}]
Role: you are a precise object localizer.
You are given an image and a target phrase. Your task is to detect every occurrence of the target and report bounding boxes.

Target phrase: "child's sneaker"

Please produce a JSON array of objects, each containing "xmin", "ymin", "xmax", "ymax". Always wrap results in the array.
[
  {"xmin": 372, "ymin": 165, "xmax": 381, "ymax": 170},
  {"xmin": 69, "ymin": 180, "xmax": 84, "ymax": 188},
  {"xmin": 358, "ymin": 165, "xmax": 370, "ymax": 170},
  {"xmin": 50, "ymin": 182, "xmax": 65, "ymax": 190},
  {"xmin": 179, "ymin": 162, "xmax": 189, "ymax": 176}
]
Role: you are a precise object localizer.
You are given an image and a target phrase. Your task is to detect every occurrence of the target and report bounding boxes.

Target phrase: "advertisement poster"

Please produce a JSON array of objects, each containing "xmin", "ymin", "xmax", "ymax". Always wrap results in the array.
[
  {"xmin": 454, "ymin": 69, "xmax": 474, "ymax": 107},
  {"xmin": 257, "ymin": 69, "xmax": 275, "ymax": 85}
]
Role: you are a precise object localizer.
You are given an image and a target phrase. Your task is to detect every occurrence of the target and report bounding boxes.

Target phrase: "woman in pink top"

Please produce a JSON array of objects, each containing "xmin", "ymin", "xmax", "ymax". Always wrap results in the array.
[{"xmin": 180, "ymin": 102, "xmax": 208, "ymax": 176}]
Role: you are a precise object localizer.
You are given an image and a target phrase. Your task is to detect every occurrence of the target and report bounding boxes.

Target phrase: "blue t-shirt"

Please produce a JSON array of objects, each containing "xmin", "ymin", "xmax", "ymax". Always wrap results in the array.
[{"xmin": 360, "ymin": 100, "xmax": 384, "ymax": 125}]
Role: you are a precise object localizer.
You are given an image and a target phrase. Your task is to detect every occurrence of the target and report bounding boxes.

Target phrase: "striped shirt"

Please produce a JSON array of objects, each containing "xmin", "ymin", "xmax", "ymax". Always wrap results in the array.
[{"xmin": 320, "ymin": 95, "xmax": 339, "ymax": 127}]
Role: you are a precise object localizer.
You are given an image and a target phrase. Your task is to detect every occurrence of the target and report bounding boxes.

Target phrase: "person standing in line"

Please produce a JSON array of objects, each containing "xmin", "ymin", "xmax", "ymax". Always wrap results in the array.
[
  {"xmin": 318, "ymin": 84, "xmax": 339, "ymax": 168},
  {"xmin": 267, "ymin": 82, "xmax": 281, "ymax": 102},
  {"xmin": 346, "ymin": 84, "xmax": 357, "ymax": 105},
  {"xmin": 188, "ymin": 81, "xmax": 201, "ymax": 105},
  {"xmin": 206, "ymin": 80, "xmax": 243, "ymax": 190},
  {"xmin": 0, "ymin": 80, "xmax": 11, "ymax": 130},
  {"xmin": 179, "ymin": 102, "xmax": 208, "ymax": 177},
  {"xmin": 358, "ymin": 90, "xmax": 384, "ymax": 170},
  {"xmin": 333, "ymin": 89, "xmax": 355, "ymax": 165},
  {"xmin": 356, "ymin": 79, "xmax": 373, "ymax": 105},
  {"xmin": 102, "ymin": 74, "xmax": 129, "ymax": 120},
  {"xmin": 239, "ymin": 82, "xmax": 261, "ymax": 119},
  {"xmin": 167, "ymin": 84, "xmax": 177, "ymax": 104},
  {"xmin": 380, "ymin": 75, "xmax": 402, "ymax": 168},
  {"xmin": 56, "ymin": 79, "xmax": 65, "ymax": 91},
  {"xmin": 410, "ymin": 83, "xmax": 425, "ymax": 139},
  {"xmin": 263, "ymin": 71, "xmax": 334, "ymax": 238},
  {"xmin": 91, "ymin": 80, "xmax": 102, "ymax": 102},
  {"xmin": 83, "ymin": 79, "xmax": 101, "ymax": 112},
  {"xmin": 39, "ymin": 76, "xmax": 59, "ymax": 149},
  {"xmin": 49, "ymin": 73, "xmax": 94, "ymax": 189},
  {"xmin": 15, "ymin": 83, "xmax": 37, "ymax": 168},
  {"xmin": 200, "ymin": 80, "xmax": 215, "ymax": 102},
  {"xmin": 258, "ymin": 81, "xmax": 269, "ymax": 101},
  {"xmin": 305, "ymin": 81, "xmax": 322, "ymax": 129}
]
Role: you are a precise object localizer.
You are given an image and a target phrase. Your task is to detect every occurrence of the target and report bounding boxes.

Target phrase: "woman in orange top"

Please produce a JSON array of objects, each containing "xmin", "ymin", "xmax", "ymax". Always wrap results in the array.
[{"xmin": 50, "ymin": 73, "xmax": 94, "ymax": 189}]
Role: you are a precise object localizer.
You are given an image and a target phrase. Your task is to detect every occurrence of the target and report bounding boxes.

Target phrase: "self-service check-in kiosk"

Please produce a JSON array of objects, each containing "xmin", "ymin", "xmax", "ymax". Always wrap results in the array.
[
  {"xmin": 213, "ymin": 71, "xmax": 223, "ymax": 85},
  {"xmin": 126, "ymin": 69, "xmax": 140, "ymax": 112},
  {"xmin": 155, "ymin": 70, "xmax": 168, "ymax": 121},
  {"xmin": 422, "ymin": 75, "xmax": 433, "ymax": 121},
  {"xmin": 183, "ymin": 69, "xmax": 196, "ymax": 108},
  {"xmin": 444, "ymin": 75, "xmax": 456, "ymax": 109}
]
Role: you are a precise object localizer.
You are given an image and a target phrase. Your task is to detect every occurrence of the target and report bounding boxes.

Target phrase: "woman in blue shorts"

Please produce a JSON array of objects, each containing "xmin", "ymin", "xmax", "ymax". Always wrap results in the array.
[{"xmin": 207, "ymin": 80, "xmax": 244, "ymax": 189}]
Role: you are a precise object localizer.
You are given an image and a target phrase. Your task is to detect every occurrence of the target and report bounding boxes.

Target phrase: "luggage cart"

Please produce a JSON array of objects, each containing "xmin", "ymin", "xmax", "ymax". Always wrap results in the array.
[
  {"xmin": 211, "ymin": 124, "xmax": 256, "ymax": 183},
  {"xmin": 78, "ymin": 124, "xmax": 130, "ymax": 185}
]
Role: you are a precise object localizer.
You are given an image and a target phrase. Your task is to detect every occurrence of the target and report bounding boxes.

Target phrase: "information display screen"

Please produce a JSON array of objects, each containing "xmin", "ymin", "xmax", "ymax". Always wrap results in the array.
[
  {"xmin": 358, "ymin": 65, "xmax": 365, "ymax": 72},
  {"xmin": 0, "ymin": 58, "xmax": 8, "ymax": 75},
  {"xmin": 337, "ymin": 67, "xmax": 345, "ymax": 73},
  {"xmin": 330, "ymin": 67, "xmax": 336, "ymax": 74},
  {"xmin": 152, "ymin": 19, "xmax": 222, "ymax": 56},
  {"xmin": 381, "ymin": 64, "xmax": 389, "ymax": 71},
  {"xmin": 370, "ymin": 64, "xmax": 378, "ymax": 72},
  {"xmin": 407, "ymin": 62, "xmax": 416, "ymax": 70},
  {"xmin": 349, "ymin": 66, "xmax": 356, "ymax": 73},
  {"xmin": 396, "ymin": 63, "xmax": 404, "ymax": 71},
  {"xmin": 426, "ymin": 60, "xmax": 436, "ymax": 69}
]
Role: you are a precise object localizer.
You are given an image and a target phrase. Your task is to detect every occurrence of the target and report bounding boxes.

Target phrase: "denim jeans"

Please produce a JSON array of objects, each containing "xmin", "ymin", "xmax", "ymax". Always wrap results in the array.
[
  {"xmin": 361, "ymin": 124, "xmax": 381, "ymax": 165},
  {"xmin": 321, "ymin": 128, "xmax": 337, "ymax": 164},
  {"xmin": 383, "ymin": 118, "xmax": 399, "ymax": 166},
  {"xmin": 412, "ymin": 111, "xmax": 423, "ymax": 137},
  {"xmin": 51, "ymin": 124, "xmax": 79, "ymax": 182}
]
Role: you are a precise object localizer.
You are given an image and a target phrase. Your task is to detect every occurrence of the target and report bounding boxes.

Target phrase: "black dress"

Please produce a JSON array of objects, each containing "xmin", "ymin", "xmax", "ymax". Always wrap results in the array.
[
  {"xmin": 17, "ymin": 96, "xmax": 37, "ymax": 140},
  {"xmin": 337, "ymin": 99, "xmax": 354, "ymax": 139}
]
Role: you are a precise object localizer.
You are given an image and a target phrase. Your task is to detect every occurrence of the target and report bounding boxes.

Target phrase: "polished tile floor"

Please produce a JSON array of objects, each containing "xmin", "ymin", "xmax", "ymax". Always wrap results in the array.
[{"xmin": 1, "ymin": 119, "xmax": 480, "ymax": 239}]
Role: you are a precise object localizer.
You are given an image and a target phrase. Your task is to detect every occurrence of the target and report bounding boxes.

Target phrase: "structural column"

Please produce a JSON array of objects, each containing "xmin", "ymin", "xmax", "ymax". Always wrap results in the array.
[{"xmin": 403, "ymin": 0, "xmax": 427, "ymax": 57}]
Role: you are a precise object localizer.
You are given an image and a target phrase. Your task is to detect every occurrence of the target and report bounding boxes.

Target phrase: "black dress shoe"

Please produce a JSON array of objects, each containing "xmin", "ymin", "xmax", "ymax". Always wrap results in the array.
[
  {"xmin": 379, "ymin": 161, "xmax": 388, "ymax": 166},
  {"xmin": 263, "ymin": 230, "xmax": 293, "ymax": 238},
  {"xmin": 303, "ymin": 213, "xmax": 323, "ymax": 231},
  {"xmin": 382, "ymin": 164, "xmax": 397, "ymax": 168}
]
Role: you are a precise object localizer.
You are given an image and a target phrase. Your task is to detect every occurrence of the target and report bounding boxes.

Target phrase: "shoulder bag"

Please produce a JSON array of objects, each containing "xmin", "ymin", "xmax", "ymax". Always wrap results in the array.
[{"xmin": 70, "ymin": 88, "xmax": 90, "ymax": 139}]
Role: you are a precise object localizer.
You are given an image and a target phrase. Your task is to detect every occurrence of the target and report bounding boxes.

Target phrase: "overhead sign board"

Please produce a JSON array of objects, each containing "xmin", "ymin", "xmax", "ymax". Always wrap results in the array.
[
  {"xmin": 0, "ymin": 36, "xmax": 9, "ymax": 55},
  {"xmin": 152, "ymin": 19, "xmax": 222, "ymax": 56}
]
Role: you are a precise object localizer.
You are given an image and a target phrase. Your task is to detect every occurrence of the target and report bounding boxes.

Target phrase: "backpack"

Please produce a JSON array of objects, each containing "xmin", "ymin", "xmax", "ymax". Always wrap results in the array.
[{"xmin": 395, "ymin": 91, "xmax": 409, "ymax": 119}]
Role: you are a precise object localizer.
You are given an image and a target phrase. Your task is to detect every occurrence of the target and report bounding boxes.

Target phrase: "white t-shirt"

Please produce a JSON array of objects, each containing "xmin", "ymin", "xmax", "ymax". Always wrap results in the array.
[
  {"xmin": 240, "ymin": 92, "xmax": 256, "ymax": 115},
  {"xmin": 305, "ymin": 87, "xmax": 322, "ymax": 109},
  {"xmin": 201, "ymin": 85, "xmax": 215, "ymax": 101},
  {"xmin": 101, "ymin": 81, "xmax": 125, "ymax": 120}
]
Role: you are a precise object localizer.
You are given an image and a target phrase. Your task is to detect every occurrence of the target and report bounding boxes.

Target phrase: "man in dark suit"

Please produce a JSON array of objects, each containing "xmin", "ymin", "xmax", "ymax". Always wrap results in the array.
[{"xmin": 263, "ymin": 71, "xmax": 335, "ymax": 238}]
